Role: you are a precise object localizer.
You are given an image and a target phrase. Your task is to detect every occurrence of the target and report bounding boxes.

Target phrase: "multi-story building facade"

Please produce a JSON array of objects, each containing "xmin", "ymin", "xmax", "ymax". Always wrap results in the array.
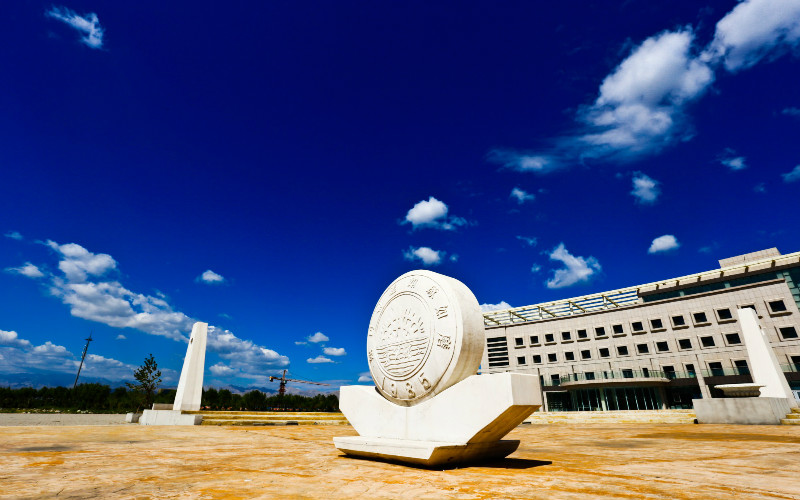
[{"xmin": 480, "ymin": 248, "xmax": 800, "ymax": 411}]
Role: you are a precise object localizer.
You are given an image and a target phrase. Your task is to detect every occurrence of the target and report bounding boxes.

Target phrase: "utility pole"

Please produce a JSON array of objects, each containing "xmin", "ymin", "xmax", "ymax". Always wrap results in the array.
[{"xmin": 72, "ymin": 332, "xmax": 93, "ymax": 390}]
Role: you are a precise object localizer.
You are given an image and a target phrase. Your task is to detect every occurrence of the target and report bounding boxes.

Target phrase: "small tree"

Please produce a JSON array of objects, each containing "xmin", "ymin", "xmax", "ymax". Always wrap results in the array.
[{"xmin": 127, "ymin": 353, "xmax": 162, "ymax": 411}]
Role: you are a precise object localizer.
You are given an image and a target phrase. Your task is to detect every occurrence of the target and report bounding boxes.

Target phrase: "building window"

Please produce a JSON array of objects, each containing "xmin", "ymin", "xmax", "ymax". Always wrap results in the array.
[
  {"xmin": 547, "ymin": 353, "xmax": 558, "ymax": 363},
  {"xmin": 487, "ymin": 336, "xmax": 510, "ymax": 368},
  {"xmin": 791, "ymin": 355, "xmax": 800, "ymax": 371},
  {"xmin": 612, "ymin": 324, "xmax": 624, "ymax": 335},
  {"xmin": 631, "ymin": 321, "xmax": 645, "ymax": 333},
  {"xmin": 585, "ymin": 371, "xmax": 595, "ymax": 380},
  {"xmin": 545, "ymin": 333, "xmax": 555, "ymax": 343},
  {"xmin": 530, "ymin": 335, "xmax": 540, "ymax": 345},
  {"xmin": 642, "ymin": 368, "xmax": 650, "ymax": 377},
  {"xmin": 700, "ymin": 335, "xmax": 716, "ymax": 347},
  {"xmin": 671, "ymin": 315, "xmax": 687, "ymax": 328},
  {"xmin": 725, "ymin": 333, "xmax": 742, "ymax": 345},
  {"xmin": 734, "ymin": 359, "xmax": 749, "ymax": 375},
  {"xmin": 565, "ymin": 351, "xmax": 575, "ymax": 361},
  {"xmin": 663, "ymin": 365, "xmax": 676, "ymax": 380},
  {"xmin": 550, "ymin": 374, "xmax": 560, "ymax": 385},
  {"xmin": 595, "ymin": 326, "xmax": 606, "ymax": 338},
  {"xmin": 656, "ymin": 341, "xmax": 669, "ymax": 352},
  {"xmin": 716, "ymin": 308, "xmax": 734, "ymax": 321},
  {"xmin": 779, "ymin": 326, "xmax": 799, "ymax": 340},
  {"xmin": 517, "ymin": 356, "xmax": 527, "ymax": 365},
  {"xmin": 532, "ymin": 354, "xmax": 542, "ymax": 364},
  {"xmin": 685, "ymin": 363, "xmax": 696, "ymax": 377},
  {"xmin": 740, "ymin": 304, "xmax": 757, "ymax": 314},
  {"xmin": 708, "ymin": 361, "xmax": 724, "ymax": 377},
  {"xmin": 650, "ymin": 318, "xmax": 664, "ymax": 330},
  {"xmin": 693, "ymin": 312, "xmax": 709, "ymax": 325},
  {"xmin": 577, "ymin": 329, "xmax": 588, "ymax": 339},
  {"xmin": 599, "ymin": 347, "xmax": 610, "ymax": 358},
  {"xmin": 514, "ymin": 337, "xmax": 524, "ymax": 347},
  {"xmin": 581, "ymin": 349, "xmax": 591, "ymax": 360},
  {"xmin": 636, "ymin": 343, "xmax": 649, "ymax": 354},
  {"xmin": 561, "ymin": 331, "xmax": 572, "ymax": 341},
  {"xmin": 678, "ymin": 338, "xmax": 692, "ymax": 350},
  {"xmin": 617, "ymin": 345, "xmax": 629, "ymax": 356},
  {"xmin": 622, "ymin": 369, "xmax": 634, "ymax": 378},
  {"xmin": 768, "ymin": 299, "xmax": 788, "ymax": 313}
]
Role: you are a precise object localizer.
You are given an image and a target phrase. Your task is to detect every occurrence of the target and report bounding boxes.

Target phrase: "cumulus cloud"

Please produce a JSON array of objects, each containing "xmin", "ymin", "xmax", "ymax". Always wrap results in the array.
[
  {"xmin": 46, "ymin": 240, "xmax": 116, "ymax": 283},
  {"xmin": 718, "ymin": 148, "xmax": 747, "ymax": 170},
  {"xmin": 703, "ymin": 0, "xmax": 800, "ymax": 72},
  {"xmin": 207, "ymin": 325, "xmax": 289, "ymax": 372},
  {"xmin": 782, "ymin": 165, "xmax": 800, "ymax": 182},
  {"xmin": 323, "ymin": 347, "xmax": 347, "ymax": 356},
  {"xmin": 648, "ymin": 234, "xmax": 680, "ymax": 254},
  {"xmin": 209, "ymin": 362, "xmax": 235, "ymax": 376},
  {"xmin": 0, "ymin": 330, "xmax": 32, "ymax": 348},
  {"xmin": 631, "ymin": 172, "xmax": 661, "ymax": 204},
  {"xmin": 307, "ymin": 332, "xmax": 329, "ymax": 343},
  {"xmin": 307, "ymin": 355, "xmax": 334, "ymax": 364},
  {"xmin": 403, "ymin": 246, "xmax": 443, "ymax": 266},
  {"xmin": 480, "ymin": 301, "xmax": 512, "ymax": 312},
  {"xmin": 488, "ymin": 150, "xmax": 559, "ymax": 174},
  {"xmin": 402, "ymin": 197, "xmax": 466, "ymax": 231},
  {"xmin": 545, "ymin": 243, "xmax": 601, "ymax": 289},
  {"xmin": 4, "ymin": 231, "xmax": 22, "ymax": 240},
  {"xmin": 5, "ymin": 262, "xmax": 45, "ymax": 279},
  {"xmin": 197, "ymin": 269, "xmax": 225, "ymax": 284},
  {"xmin": 357, "ymin": 372, "xmax": 372, "ymax": 383},
  {"xmin": 531, "ymin": 264, "xmax": 542, "ymax": 273},
  {"xmin": 516, "ymin": 236, "xmax": 538, "ymax": 247},
  {"xmin": 510, "ymin": 187, "xmax": 535, "ymax": 204},
  {"xmin": 45, "ymin": 6, "xmax": 105, "ymax": 49},
  {"xmin": 116, "ymin": 334, "xmax": 126, "ymax": 340}
]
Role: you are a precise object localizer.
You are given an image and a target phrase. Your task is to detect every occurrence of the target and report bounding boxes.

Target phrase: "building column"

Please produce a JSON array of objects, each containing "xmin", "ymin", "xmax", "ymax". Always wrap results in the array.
[
  {"xmin": 657, "ymin": 386, "xmax": 668, "ymax": 409},
  {"xmin": 694, "ymin": 354, "xmax": 711, "ymax": 399}
]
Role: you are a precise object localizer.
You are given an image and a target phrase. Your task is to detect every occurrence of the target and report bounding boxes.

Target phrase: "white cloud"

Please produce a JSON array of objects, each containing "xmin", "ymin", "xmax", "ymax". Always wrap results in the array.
[
  {"xmin": 307, "ymin": 355, "xmax": 334, "ymax": 364},
  {"xmin": 782, "ymin": 165, "xmax": 800, "ymax": 182},
  {"xmin": 5, "ymin": 262, "xmax": 45, "ymax": 279},
  {"xmin": 546, "ymin": 243, "xmax": 601, "ymax": 289},
  {"xmin": 531, "ymin": 264, "xmax": 542, "ymax": 273},
  {"xmin": 402, "ymin": 196, "xmax": 466, "ymax": 231},
  {"xmin": 323, "ymin": 347, "xmax": 347, "ymax": 356},
  {"xmin": 516, "ymin": 236, "xmax": 538, "ymax": 247},
  {"xmin": 307, "ymin": 332, "xmax": 329, "ymax": 343},
  {"xmin": 648, "ymin": 234, "xmax": 680, "ymax": 254},
  {"xmin": 4, "ymin": 231, "xmax": 22, "ymax": 240},
  {"xmin": 783, "ymin": 107, "xmax": 800, "ymax": 117},
  {"xmin": 489, "ymin": 151, "xmax": 559, "ymax": 174},
  {"xmin": 703, "ymin": 0, "xmax": 800, "ymax": 72},
  {"xmin": 294, "ymin": 341, "xmax": 307, "ymax": 345},
  {"xmin": 209, "ymin": 362, "xmax": 235, "ymax": 376},
  {"xmin": 46, "ymin": 240, "xmax": 116, "ymax": 283},
  {"xmin": 718, "ymin": 148, "xmax": 747, "ymax": 170},
  {"xmin": 116, "ymin": 334, "xmax": 126, "ymax": 340},
  {"xmin": 510, "ymin": 187, "xmax": 535, "ymax": 204},
  {"xmin": 207, "ymin": 325, "xmax": 289, "ymax": 372},
  {"xmin": 0, "ymin": 330, "xmax": 32, "ymax": 348},
  {"xmin": 480, "ymin": 301, "xmax": 512, "ymax": 312},
  {"xmin": 45, "ymin": 6, "xmax": 105, "ymax": 49},
  {"xmin": 357, "ymin": 372, "xmax": 372, "ymax": 383},
  {"xmin": 403, "ymin": 246, "xmax": 443, "ymax": 266},
  {"xmin": 198, "ymin": 269, "xmax": 225, "ymax": 284},
  {"xmin": 449, "ymin": 254, "xmax": 459, "ymax": 263},
  {"xmin": 631, "ymin": 172, "xmax": 661, "ymax": 204}
]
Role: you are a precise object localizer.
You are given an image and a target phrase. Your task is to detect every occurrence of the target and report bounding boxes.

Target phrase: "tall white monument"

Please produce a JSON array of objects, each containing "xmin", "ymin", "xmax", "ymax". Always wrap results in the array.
[
  {"xmin": 334, "ymin": 270, "xmax": 541, "ymax": 466},
  {"xmin": 173, "ymin": 322, "xmax": 208, "ymax": 411}
]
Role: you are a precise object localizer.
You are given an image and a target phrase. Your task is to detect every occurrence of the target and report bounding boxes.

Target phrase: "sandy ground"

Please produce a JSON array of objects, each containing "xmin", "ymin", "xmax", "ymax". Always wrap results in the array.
[
  {"xmin": 2, "ymin": 423, "xmax": 800, "ymax": 499},
  {"xmin": 0, "ymin": 413, "xmax": 126, "ymax": 426}
]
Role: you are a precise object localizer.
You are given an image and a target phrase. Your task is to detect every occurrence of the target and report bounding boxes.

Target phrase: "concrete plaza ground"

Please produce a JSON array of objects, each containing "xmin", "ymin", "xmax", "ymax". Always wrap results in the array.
[{"xmin": 2, "ymin": 421, "xmax": 800, "ymax": 499}]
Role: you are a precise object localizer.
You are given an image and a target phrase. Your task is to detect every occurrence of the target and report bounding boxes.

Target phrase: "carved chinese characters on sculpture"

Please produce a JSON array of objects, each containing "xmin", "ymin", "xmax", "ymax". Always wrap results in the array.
[{"xmin": 366, "ymin": 270, "xmax": 484, "ymax": 406}]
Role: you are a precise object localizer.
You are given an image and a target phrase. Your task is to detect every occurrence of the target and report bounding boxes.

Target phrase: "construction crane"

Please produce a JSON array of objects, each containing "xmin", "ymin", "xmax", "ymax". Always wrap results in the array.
[
  {"xmin": 268, "ymin": 369, "xmax": 329, "ymax": 396},
  {"xmin": 72, "ymin": 332, "xmax": 93, "ymax": 390}
]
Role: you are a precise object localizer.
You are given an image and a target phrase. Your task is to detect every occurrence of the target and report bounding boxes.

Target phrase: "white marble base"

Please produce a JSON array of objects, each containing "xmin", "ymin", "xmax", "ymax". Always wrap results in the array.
[
  {"xmin": 693, "ymin": 397, "xmax": 793, "ymax": 424},
  {"xmin": 125, "ymin": 412, "xmax": 141, "ymax": 423},
  {"xmin": 334, "ymin": 436, "xmax": 520, "ymax": 467},
  {"xmin": 139, "ymin": 409, "xmax": 203, "ymax": 426},
  {"xmin": 335, "ymin": 372, "xmax": 541, "ymax": 466}
]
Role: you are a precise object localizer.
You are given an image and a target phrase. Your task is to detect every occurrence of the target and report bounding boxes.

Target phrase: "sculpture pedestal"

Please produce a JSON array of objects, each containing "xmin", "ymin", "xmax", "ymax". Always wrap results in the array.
[
  {"xmin": 334, "ymin": 372, "xmax": 541, "ymax": 467},
  {"xmin": 139, "ymin": 409, "xmax": 203, "ymax": 426}
]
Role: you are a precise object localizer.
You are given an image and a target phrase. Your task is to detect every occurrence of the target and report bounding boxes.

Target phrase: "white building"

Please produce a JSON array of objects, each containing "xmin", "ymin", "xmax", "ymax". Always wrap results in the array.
[{"xmin": 480, "ymin": 248, "xmax": 800, "ymax": 411}]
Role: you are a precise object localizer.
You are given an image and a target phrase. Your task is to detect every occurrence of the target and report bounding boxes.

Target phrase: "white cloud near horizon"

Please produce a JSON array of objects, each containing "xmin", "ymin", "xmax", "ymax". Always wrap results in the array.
[
  {"xmin": 402, "ymin": 196, "xmax": 466, "ymax": 231},
  {"xmin": 631, "ymin": 172, "xmax": 661, "ymax": 204},
  {"xmin": 480, "ymin": 301, "xmax": 512, "ymax": 312},
  {"xmin": 198, "ymin": 269, "xmax": 225, "ymax": 284},
  {"xmin": 403, "ymin": 246, "xmax": 443, "ymax": 266},
  {"xmin": 782, "ymin": 165, "xmax": 800, "ymax": 182},
  {"xmin": 45, "ymin": 6, "xmax": 105, "ymax": 49},
  {"xmin": 307, "ymin": 355, "xmax": 334, "ymax": 364},
  {"xmin": 323, "ymin": 347, "xmax": 347, "ymax": 356},
  {"xmin": 5, "ymin": 262, "xmax": 45, "ymax": 278},
  {"xmin": 307, "ymin": 332, "xmax": 329, "ymax": 343},
  {"xmin": 546, "ymin": 243, "xmax": 601, "ymax": 289},
  {"xmin": 510, "ymin": 187, "xmax": 535, "ymax": 204},
  {"xmin": 357, "ymin": 372, "xmax": 372, "ymax": 383},
  {"xmin": 648, "ymin": 234, "xmax": 680, "ymax": 254}
]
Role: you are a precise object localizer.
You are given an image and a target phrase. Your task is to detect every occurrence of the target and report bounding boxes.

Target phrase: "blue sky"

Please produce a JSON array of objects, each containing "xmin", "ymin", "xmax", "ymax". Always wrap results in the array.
[{"xmin": 2, "ymin": 1, "xmax": 799, "ymax": 393}]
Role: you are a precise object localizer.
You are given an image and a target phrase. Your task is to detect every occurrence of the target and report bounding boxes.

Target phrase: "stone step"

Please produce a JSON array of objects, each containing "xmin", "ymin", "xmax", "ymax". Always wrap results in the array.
[
  {"xmin": 190, "ymin": 413, "xmax": 346, "ymax": 420},
  {"xmin": 185, "ymin": 411, "xmax": 342, "ymax": 416},
  {"xmin": 780, "ymin": 418, "xmax": 800, "ymax": 425},
  {"xmin": 790, "ymin": 408, "xmax": 800, "ymax": 414},
  {"xmin": 784, "ymin": 414, "xmax": 800, "ymax": 420},
  {"xmin": 524, "ymin": 410, "xmax": 697, "ymax": 425},
  {"xmin": 200, "ymin": 418, "xmax": 350, "ymax": 426}
]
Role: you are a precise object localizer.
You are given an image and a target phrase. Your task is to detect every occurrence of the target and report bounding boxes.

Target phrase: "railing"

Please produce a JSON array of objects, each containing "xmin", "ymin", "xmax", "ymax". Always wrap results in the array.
[
  {"xmin": 780, "ymin": 363, "xmax": 800, "ymax": 373},
  {"xmin": 540, "ymin": 369, "xmax": 702, "ymax": 387},
  {"xmin": 701, "ymin": 367, "xmax": 751, "ymax": 377}
]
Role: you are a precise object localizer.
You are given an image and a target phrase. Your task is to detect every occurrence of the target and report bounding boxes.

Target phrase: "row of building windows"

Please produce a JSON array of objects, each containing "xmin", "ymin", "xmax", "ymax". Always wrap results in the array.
[
  {"xmin": 542, "ymin": 359, "xmax": 754, "ymax": 385},
  {"xmin": 513, "ymin": 301, "xmax": 793, "ymax": 349},
  {"xmin": 513, "ymin": 326, "xmax": 799, "ymax": 366}
]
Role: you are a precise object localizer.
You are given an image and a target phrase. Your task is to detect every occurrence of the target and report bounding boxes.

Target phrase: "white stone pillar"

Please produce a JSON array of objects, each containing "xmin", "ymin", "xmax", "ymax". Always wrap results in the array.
[
  {"xmin": 173, "ymin": 322, "xmax": 208, "ymax": 411},
  {"xmin": 738, "ymin": 308, "xmax": 797, "ymax": 406}
]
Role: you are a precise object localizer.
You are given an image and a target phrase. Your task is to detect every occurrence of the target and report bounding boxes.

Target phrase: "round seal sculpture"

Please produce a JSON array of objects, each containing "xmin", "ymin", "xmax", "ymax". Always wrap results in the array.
[{"xmin": 366, "ymin": 270, "xmax": 485, "ymax": 406}]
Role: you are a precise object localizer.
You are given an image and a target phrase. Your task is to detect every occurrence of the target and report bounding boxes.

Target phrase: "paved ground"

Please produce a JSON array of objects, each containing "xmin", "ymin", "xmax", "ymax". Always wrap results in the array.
[
  {"xmin": 2, "ymin": 423, "xmax": 799, "ymax": 499},
  {"xmin": 0, "ymin": 413, "xmax": 125, "ymax": 426}
]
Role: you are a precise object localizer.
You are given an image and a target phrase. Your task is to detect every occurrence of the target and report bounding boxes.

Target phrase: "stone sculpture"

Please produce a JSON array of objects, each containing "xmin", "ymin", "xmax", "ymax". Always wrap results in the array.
[{"xmin": 334, "ymin": 270, "xmax": 541, "ymax": 466}]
